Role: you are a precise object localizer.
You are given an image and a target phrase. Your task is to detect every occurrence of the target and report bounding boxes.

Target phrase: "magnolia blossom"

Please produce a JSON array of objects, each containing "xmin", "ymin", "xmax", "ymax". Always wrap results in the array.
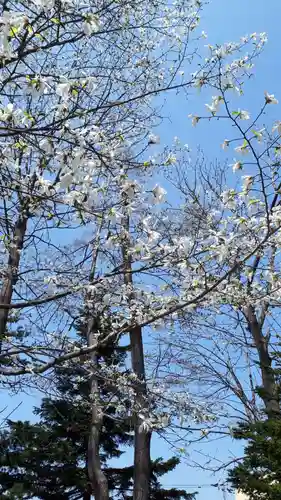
[
  {"xmin": 215, "ymin": 46, "xmax": 229, "ymax": 59},
  {"xmin": 39, "ymin": 138, "xmax": 53, "ymax": 154},
  {"xmin": 0, "ymin": 102, "xmax": 15, "ymax": 121},
  {"xmin": 188, "ymin": 114, "xmax": 200, "ymax": 126},
  {"xmin": 253, "ymin": 128, "xmax": 265, "ymax": 142},
  {"xmin": 43, "ymin": 276, "xmax": 59, "ymax": 294},
  {"xmin": 265, "ymin": 91, "xmax": 278, "ymax": 105},
  {"xmin": 165, "ymin": 153, "xmax": 177, "ymax": 165},
  {"xmin": 242, "ymin": 175, "xmax": 254, "ymax": 192},
  {"xmin": 0, "ymin": 102, "xmax": 26, "ymax": 125},
  {"xmin": 237, "ymin": 109, "xmax": 250, "ymax": 120},
  {"xmin": 122, "ymin": 180, "xmax": 139, "ymax": 199},
  {"xmin": 0, "ymin": 10, "xmax": 28, "ymax": 30},
  {"xmin": 221, "ymin": 190, "xmax": 237, "ymax": 209},
  {"xmin": 152, "ymin": 184, "xmax": 167, "ymax": 203},
  {"xmin": 231, "ymin": 161, "xmax": 243, "ymax": 172},
  {"xmin": 193, "ymin": 78, "xmax": 205, "ymax": 90},
  {"xmin": 56, "ymin": 83, "xmax": 71, "ymax": 101},
  {"xmin": 221, "ymin": 76, "xmax": 240, "ymax": 93},
  {"xmin": 36, "ymin": 177, "xmax": 53, "ymax": 194},
  {"xmin": 28, "ymin": 76, "xmax": 50, "ymax": 95},
  {"xmin": 205, "ymin": 96, "xmax": 223, "ymax": 115},
  {"xmin": 103, "ymin": 294, "xmax": 111, "ymax": 305},
  {"xmin": 235, "ymin": 144, "xmax": 250, "ymax": 155},
  {"xmin": 108, "ymin": 209, "xmax": 123, "ymax": 224},
  {"xmin": 222, "ymin": 139, "xmax": 230, "ymax": 150},
  {"xmin": 147, "ymin": 231, "xmax": 161, "ymax": 243},
  {"xmin": 59, "ymin": 172, "xmax": 73, "ymax": 189},
  {"xmin": 83, "ymin": 14, "xmax": 99, "ymax": 35},
  {"xmin": 180, "ymin": 237, "xmax": 192, "ymax": 254},
  {"xmin": 148, "ymin": 134, "xmax": 160, "ymax": 145},
  {"xmin": 272, "ymin": 121, "xmax": 281, "ymax": 135},
  {"xmin": 87, "ymin": 189, "xmax": 99, "ymax": 206},
  {"xmin": 32, "ymin": 0, "xmax": 55, "ymax": 9}
]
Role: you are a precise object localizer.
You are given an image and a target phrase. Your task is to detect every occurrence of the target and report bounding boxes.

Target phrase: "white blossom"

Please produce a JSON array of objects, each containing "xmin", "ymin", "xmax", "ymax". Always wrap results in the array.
[
  {"xmin": 59, "ymin": 173, "xmax": 73, "ymax": 189},
  {"xmin": 235, "ymin": 143, "xmax": 250, "ymax": 155},
  {"xmin": 56, "ymin": 83, "xmax": 71, "ymax": 101},
  {"xmin": 83, "ymin": 15, "xmax": 100, "ymax": 36},
  {"xmin": 253, "ymin": 128, "xmax": 265, "ymax": 142},
  {"xmin": 231, "ymin": 161, "xmax": 243, "ymax": 172},
  {"xmin": 272, "ymin": 121, "xmax": 281, "ymax": 135},
  {"xmin": 148, "ymin": 134, "xmax": 160, "ymax": 145},
  {"xmin": 237, "ymin": 109, "xmax": 250, "ymax": 120},
  {"xmin": 188, "ymin": 114, "xmax": 200, "ymax": 126},
  {"xmin": 265, "ymin": 91, "xmax": 278, "ymax": 105},
  {"xmin": 152, "ymin": 184, "xmax": 167, "ymax": 203},
  {"xmin": 222, "ymin": 139, "xmax": 230, "ymax": 150},
  {"xmin": 242, "ymin": 175, "xmax": 254, "ymax": 192},
  {"xmin": 205, "ymin": 96, "xmax": 223, "ymax": 115}
]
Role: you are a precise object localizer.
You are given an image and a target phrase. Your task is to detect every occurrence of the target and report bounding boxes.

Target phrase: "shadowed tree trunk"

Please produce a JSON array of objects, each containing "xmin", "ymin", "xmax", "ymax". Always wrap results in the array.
[
  {"xmin": 244, "ymin": 304, "xmax": 280, "ymax": 417},
  {"xmin": 0, "ymin": 212, "xmax": 27, "ymax": 347},
  {"xmin": 87, "ymin": 318, "xmax": 109, "ymax": 500},
  {"xmin": 122, "ymin": 213, "xmax": 151, "ymax": 500},
  {"xmin": 129, "ymin": 325, "xmax": 152, "ymax": 500}
]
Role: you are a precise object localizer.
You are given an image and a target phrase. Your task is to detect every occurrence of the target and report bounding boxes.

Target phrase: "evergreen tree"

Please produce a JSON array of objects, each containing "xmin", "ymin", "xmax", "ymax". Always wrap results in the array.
[
  {"xmin": 0, "ymin": 313, "xmax": 195, "ymax": 499},
  {"xmin": 228, "ymin": 351, "xmax": 281, "ymax": 500},
  {"xmin": 228, "ymin": 418, "xmax": 281, "ymax": 500}
]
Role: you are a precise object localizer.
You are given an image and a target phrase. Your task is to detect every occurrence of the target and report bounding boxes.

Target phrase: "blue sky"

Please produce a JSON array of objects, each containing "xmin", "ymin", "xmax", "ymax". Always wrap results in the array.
[{"xmin": 2, "ymin": 1, "xmax": 281, "ymax": 499}]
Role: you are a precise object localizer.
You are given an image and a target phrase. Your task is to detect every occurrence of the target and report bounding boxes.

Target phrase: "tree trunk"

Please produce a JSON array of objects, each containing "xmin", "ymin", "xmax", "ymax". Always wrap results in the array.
[
  {"xmin": 244, "ymin": 304, "xmax": 280, "ymax": 417},
  {"xmin": 130, "ymin": 325, "xmax": 151, "ymax": 500},
  {"xmin": 87, "ymin": 321, "xmax": 109, "ymax": 500},
  {"xmin": 121, "ymin": 215, "xmax": 151, "ymax": 500},
  {"xmin": 0, "ymin": 214, "xmax": 27, "ymax": 348}
]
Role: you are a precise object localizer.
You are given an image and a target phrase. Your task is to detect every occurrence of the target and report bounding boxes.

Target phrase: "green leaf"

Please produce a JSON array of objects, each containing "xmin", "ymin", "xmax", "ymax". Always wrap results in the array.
[
  {"xmin": 9, "ymin": 25, "xmax": 20, "ymax": 37},
  {"xmin": 51, "ymin": 18, "xmax": 60, "ymax": 24},
  {"xmin": 14, "ymin": 141, "xmax": 28, "ymax": 151}
]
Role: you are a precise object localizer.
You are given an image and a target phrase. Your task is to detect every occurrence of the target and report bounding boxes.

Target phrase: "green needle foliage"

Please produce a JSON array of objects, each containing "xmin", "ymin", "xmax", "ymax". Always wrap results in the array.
[
  {"xmin": 0, "ymin": 314, "xmax": 195, "ymax": 499},
  {"xmin": 229, "ymin": 418, "xmax": 281, "ymax": 500}
]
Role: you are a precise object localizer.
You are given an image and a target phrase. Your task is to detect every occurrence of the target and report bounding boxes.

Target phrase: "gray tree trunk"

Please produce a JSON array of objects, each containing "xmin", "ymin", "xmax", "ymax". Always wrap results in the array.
[
  {"xmin": 87, "ymin": 320, "xmax": 109, "ymax": 500},
  {"xmin": 244, "ymin": 304, "xmax": 280, "ymax": 417},
  {"xmin": 121, "ymin": 215, "xmax": 151, "ymax": 500},
  {"xmin": 0, "ymin": 214, "xmax": 27, "ymax": 346}
]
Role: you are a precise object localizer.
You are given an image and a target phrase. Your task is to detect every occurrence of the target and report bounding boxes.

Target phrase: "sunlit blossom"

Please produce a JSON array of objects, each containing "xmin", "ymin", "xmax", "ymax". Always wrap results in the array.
[
  {"xmin": 265, "ymin": 91, "xmax": 278, "ymax": 105},
  {"xmin": 152, "ymin": 184, "xmax": 167, "ymax": 203}
]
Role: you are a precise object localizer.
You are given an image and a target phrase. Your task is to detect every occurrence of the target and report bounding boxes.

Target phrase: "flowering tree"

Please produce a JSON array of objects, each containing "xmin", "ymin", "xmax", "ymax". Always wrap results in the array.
[
  {"xmin": 0, "ymin": 1, "xmax": 222, "ymax": 498},
  {"xmin": 0, "ymin": 0, "xmax": 278, "ymax": 498},
  {"xmin": 141, "ymin": 30, "xmax": 281, "ymax": 482},
  {"xmin": 0, "ymin": 0, "xmax": 207, "ymax": 371},
  {"xmin": 186, "ymin": 33, "xmax": 281, "ymax": 418}
]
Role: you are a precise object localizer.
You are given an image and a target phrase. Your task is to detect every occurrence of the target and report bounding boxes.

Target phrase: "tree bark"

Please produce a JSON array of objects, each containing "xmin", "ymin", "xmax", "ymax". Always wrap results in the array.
[
  {"xmin": 87, "ymin": 320, "xmax": 109, "ymax": 500},
  {"xmin": 244, "ymin": 304, "xmax": 280, "ymax": 417},
  {"xmin": 0, "ymin": 214, "xmax": 27, "ymax": 347},
  {"xmin": 121, "ymin": 215, "xmax": 151, "ymax": 500},
  {"xmin": 130, "ymin": 325, "xmax": 151, "ymax": 500}
]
